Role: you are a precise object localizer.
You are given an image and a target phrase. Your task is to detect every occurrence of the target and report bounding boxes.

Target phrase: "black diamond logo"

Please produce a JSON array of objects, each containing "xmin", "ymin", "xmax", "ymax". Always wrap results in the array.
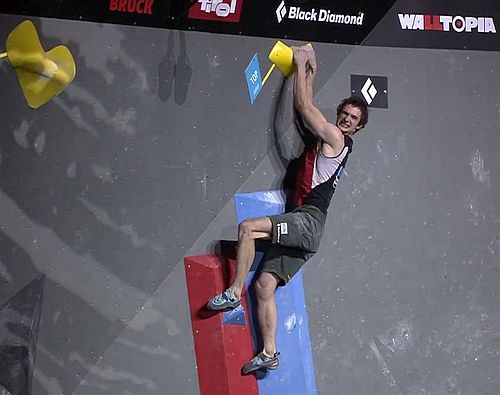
[{"xmin": 351, "ymin": 75, "xmax": 388, "ymax": 109}]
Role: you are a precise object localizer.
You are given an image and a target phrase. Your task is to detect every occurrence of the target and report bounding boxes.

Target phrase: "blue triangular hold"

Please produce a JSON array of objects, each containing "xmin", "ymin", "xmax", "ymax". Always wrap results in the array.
[
  {"xmin": 222, "ymin": 304, "xmax": 246, "ymax": 326},
  {"xmin": 234, "ymin": 190, "xmax": 286, "ymax": 224}
]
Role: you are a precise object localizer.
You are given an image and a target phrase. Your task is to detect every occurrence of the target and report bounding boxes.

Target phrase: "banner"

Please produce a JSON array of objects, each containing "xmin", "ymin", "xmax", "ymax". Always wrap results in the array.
[{"xmin": 1, "ymin": 0, "xmax": 500, "ymax": 51}]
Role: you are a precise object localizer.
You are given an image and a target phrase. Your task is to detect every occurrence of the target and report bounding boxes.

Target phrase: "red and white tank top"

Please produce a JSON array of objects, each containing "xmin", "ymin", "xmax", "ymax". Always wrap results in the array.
[{"xmin": 292, "ymin": 135, "xmax": 353, "ymax": 214}]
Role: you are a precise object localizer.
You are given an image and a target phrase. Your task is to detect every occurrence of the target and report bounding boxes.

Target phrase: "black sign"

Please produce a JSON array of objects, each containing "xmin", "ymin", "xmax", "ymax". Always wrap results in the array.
[{"xmin": 351, "ymin": 75, "xmax": 388, "ymax": 109}]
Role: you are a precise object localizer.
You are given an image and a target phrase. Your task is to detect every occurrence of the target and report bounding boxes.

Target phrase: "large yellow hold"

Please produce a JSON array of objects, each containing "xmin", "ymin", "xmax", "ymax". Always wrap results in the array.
[
  {"xmin": 2, "ymin": 20, "xmax": 76, "ymax": 109},
  {"xmin": 268, "ymin": 40, "xmax": 295, "ymax": 77},
  {"xmin": 262, "ymin": 41, "xmax": 313, "ymax": 86}
]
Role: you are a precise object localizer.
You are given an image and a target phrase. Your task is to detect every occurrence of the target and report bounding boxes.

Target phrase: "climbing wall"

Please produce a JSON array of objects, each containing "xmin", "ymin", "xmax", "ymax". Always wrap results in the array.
[{"xmin": 1, "ymin": 1, "xmax": 500, "ymax": 394}]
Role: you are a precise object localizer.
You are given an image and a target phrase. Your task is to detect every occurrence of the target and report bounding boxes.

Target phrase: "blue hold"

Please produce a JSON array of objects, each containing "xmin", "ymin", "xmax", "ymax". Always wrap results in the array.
[
  {"xmin": 234, "ymin": 190, "xmax": 286, "ymax": 224},
  {"xmin": 222, "ymin": 304, "xmax": 246, "ymax": 326},
  {"xmin": 233, "ymin": 190, "xmax": 317, "ymax": 395}
]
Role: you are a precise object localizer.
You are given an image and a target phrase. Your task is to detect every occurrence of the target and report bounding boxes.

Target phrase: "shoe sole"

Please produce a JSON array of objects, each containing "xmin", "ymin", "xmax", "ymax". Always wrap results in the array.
[
  {"xmin": 206, "ymin": 300, "xmax": 241, "ymax": 311},
  {"xmin": 242, "ymin": 361, "xmax": 279, "ymax": 374}
]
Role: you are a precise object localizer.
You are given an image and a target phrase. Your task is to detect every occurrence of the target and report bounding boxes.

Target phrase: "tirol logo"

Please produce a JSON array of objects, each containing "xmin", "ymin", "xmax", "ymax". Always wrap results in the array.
[
  {"xmin": 275, "ymin": 1, "xmax": 364, "ymax": 26},
  {"xmin": 109, "ymin": 0, "xmax": 154, "ymax": 14},
  {"xmin": 188, "ymin": 0, "xmax": 243, "ymax": 23},
  {"xmin": 399, "ymin": 14, "xmax": 496, "ymax": 33}
]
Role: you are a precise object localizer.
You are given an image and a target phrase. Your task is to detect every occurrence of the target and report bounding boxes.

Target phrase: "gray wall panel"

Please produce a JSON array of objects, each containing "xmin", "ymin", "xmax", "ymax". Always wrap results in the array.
[
  {"xmin": 0, "ymin": 14, "xmax": 282, "ymax": 395},
  {"xmin": 307, "ymin": 46, "xmax": 500, "ymax": 394}
]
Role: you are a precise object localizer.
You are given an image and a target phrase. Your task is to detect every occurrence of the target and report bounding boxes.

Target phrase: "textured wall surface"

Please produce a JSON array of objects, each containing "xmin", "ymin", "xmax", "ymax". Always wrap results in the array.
[{"xmin": 0, "ymin": 12, "xmax": 499, "ymax": 395}]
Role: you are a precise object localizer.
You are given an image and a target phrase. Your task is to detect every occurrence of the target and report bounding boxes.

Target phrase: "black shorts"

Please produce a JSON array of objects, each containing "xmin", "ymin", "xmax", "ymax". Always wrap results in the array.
[{"xmin": 259, "ymin": 204, "xmax": 326, "ymax": 286}]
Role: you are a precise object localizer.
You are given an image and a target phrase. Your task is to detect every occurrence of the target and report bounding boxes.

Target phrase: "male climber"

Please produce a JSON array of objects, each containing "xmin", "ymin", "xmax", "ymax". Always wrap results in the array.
[{"xmin": 207, "ymin": 45, "xmax": 369, "ymax": 374}]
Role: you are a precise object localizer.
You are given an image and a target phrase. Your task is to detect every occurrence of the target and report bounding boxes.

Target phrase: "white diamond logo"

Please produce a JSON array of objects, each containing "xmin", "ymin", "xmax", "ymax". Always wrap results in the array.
[
  {"xmin": 361, "ymin": 78, "xmax": 377, "ymax": 105},
  {"xmin": 368, "ymin": 84, "xmax": 377, "ymax": 99},
  {"xmin": 276, "ymin": 1, "xmax": 287, "ymax": 23},
  {"xmin": 351, "ymin": 74, "xmax": 388, "ymax": 109}
]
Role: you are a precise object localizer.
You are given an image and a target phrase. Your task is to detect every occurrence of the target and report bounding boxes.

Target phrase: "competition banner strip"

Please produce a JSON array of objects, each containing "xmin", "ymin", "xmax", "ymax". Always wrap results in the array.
[
  {"xmin": 1, "ymin": 0, "xmax": 398, "ymax": 46},
  {"xmin": 1, "ymin": 0, "xmax": 500, "ymax": 51}
]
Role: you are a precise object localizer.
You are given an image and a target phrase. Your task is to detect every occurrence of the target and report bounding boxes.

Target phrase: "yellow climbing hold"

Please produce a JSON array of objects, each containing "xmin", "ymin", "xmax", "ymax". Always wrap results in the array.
[
  {"xmin": 4, "ymin": 20, "xmax": 76, "ymax": 109},
  {"xmin": 268, "ymin": 41, "xmax": 295, "ymax": 77}
]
